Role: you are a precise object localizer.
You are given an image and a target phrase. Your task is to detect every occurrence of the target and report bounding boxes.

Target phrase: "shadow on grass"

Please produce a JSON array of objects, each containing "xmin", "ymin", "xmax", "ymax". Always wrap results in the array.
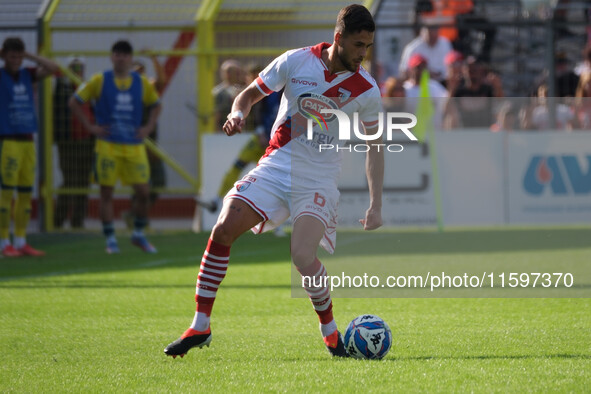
[
  {"xmin": 0, "ymin": 282, "xmax": 293, "ymax": 289},
  {"xmin": 1, "ymin": 227, "xmax": 589, "ymax": 282},
  {"xmin": 333, "ymin": 227, "xmax": 591, "ymax": 257}
]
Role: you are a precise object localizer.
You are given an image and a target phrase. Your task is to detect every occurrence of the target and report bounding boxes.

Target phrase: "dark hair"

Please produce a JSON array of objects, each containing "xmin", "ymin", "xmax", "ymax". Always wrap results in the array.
[
  {"xmin": 2, "ymin": 37, "xmax": 25, "ymax": 54},
  {"xmin": 111, "ymin": 40, "xmax": 133, "ymax": 54},
  {"xmin": 335, "ymin": 4, "xmax": 375, "ymax": 36}
]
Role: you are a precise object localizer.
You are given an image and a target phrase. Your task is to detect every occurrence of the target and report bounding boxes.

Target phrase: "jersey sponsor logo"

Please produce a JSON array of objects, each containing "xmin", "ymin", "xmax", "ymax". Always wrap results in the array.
[
  {"xmin": 297, "ymin": 93, "xmax": 339, "ymax": 125},
  {"xmin": 13, "ymin": 84, "xmax": 26, "ymax": 95},
  {"xmin": 291, "ymin": 78, "xmax": 318, "ymax": 87},
  {"xmin": 235, "ymin": 181, "xmax": 251, "ymax": 192},
  {"xmin": 115, "ymin": 92, "xmax": 134, "ymax": 112},
  {"xmin": 242, "ymin": 175, "xmax": 257, "ymax": 183}
]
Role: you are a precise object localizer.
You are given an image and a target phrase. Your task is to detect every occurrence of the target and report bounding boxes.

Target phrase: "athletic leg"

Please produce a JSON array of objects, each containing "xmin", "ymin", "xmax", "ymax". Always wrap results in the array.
[
  {"xmin": 291, "ymin": 215, "xmax": 347, "ymax": 357},
  {"xmin": 130, "ymin": 183, "xmax": 156, "ymax": 253},
  {"xmin": 99, "ymin": 185, "xmax": 119, "ymax": 254},
  {"xmin": 164, "ymin": 198, "xmax": 263, "ymax": 357}
]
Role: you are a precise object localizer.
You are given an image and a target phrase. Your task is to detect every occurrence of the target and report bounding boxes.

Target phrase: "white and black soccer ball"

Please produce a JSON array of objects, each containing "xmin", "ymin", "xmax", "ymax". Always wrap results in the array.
[{"xmin": 344, "ymin": 314, "xmax": 392, "ymax": 360}]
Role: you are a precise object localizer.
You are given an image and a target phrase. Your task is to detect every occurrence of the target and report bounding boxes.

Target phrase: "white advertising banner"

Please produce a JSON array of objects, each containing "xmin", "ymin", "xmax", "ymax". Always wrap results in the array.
[
  {"xmin": 437, "ymin": 131, "xmax": 505, "ymax": 226},
  {"xmin": 201, "ymin": 131, "xmax": 589, "ymax": 230},
  {"xmin": 508, "ymin": 132, "xmax": 591, "ymax": 224},
  {"xmin": 201, "ymin": 133, "xmax": 255, "ymax": 230},
  {"xmin": 337, "ymin": 131, "xmax": 505, "ymax": 227},
  {"xmin": 337, "ymin": 141, "xmax": 437, "ymax": 227}
]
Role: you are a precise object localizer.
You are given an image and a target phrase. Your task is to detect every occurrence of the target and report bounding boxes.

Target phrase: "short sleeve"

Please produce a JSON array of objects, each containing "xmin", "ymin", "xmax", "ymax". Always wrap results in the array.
[
  {"xmin": 255, "ymin": 51, "xmax": 289, "ymax": 96},
  {"xmin": 141, "ymin": 75, "xmax": 160, "ymax": 106},
  {"xmin": 75, "ymin": 73, "xmax": 103, "ymax": 103},
  {"xmin": 358, "ymin": 86, "xmax": 383, "ymax": 129}
]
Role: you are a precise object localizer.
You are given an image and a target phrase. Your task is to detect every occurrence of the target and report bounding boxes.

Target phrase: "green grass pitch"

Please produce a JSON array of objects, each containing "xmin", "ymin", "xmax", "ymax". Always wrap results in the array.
[{"xmin": 0, "ymin": 228, "xmax": 589, "ymax": 392}]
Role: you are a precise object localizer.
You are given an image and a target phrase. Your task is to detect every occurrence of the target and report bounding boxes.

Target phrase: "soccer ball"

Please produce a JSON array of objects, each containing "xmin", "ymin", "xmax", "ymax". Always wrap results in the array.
[{"xmin": 344, "ymin": 314, "xmax": 392, "ymax": 360}]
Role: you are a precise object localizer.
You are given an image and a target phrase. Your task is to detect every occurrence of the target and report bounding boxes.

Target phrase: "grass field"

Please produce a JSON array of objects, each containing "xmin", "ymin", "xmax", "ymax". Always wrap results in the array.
[{"xmin": 1, "ymin": 228, "xmax": 590, "ymax": 392}]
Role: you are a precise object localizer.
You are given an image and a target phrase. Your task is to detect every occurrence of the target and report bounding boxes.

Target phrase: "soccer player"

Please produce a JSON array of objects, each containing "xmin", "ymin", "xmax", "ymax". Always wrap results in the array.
[
  {"xmin": 165, "ymin": 4, "xmax": 384, "ymax": 358},
  {"xmin": 0, "ymin": 37, "xmax": 59, "ymax": 257},
  {"xmin": 121, "ymin": 54, "xmax": 167, "ymax": 230},
  {"xmin": 69, "ymin": 40, "xmax": 162, "ymax": 254}
]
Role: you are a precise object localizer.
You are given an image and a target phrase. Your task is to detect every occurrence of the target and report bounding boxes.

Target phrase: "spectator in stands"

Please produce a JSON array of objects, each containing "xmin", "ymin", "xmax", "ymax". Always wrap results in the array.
[
  {"xmin": 444, "ymin": 56, "xmax": 502, "ymax": 129},
  {"xmin": 399, "ymin": 25, "xmax": 452, "ymax": 83},
  {"xmin": 54, "ymin": 57, "xmax": 95, "ymax": 230},
  {"xmin": 442, "ymin": 50, "xmax": 464, "ymax": 95},
  {"xmin": 0, "ymin": 37, "xmax": 58, "ymax": 257},
  {"xmin": 573, "ymin": 72, "xmax": 591, "ymax": 129},
  {"xmin": 554, "ymin": 52, "xmax": 579, "ymax": 97},
  {"xmin": 521, "ymin": 84, "xmax": 575, "ymax": 131},
  {"xmin": 490, "ymin": 102, "xmax": 519, "ymax": 132},
  {"xmin": 574, "ymin": 44, "xmax": 591, "ymax": 77},
  {"xmin": 213, "ymin": 60, "xmax": 244, "ymax": 131},
  {"xmin": 403, "ymin": 54, "xmax": 448, "ymax": 130},
  {"xmin": 382, "ymin": 76, "xmax": 406, "ymax": 112},
  {"xmin": 418, "ymin": 0, "xmax": 496, "ymax": 63},
  {"xmin": 454, "ymin": 0, "xmax": 497, "ymax": 62}
]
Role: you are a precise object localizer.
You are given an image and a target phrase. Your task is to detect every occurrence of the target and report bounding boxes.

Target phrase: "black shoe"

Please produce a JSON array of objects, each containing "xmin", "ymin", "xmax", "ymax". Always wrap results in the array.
[
  {"xmin": 164, "ymin": 328, "xmax": 212, "ymax": 358},
  {"xmin": 325, "ymin": 330, "xmax": 349, "ymax": 358}
]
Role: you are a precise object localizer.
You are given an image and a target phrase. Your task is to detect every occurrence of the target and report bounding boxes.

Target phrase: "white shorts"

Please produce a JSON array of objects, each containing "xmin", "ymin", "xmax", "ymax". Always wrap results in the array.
[{"xmin": 223, "ymin": 165, "xmax": 339, "ymax": 253}]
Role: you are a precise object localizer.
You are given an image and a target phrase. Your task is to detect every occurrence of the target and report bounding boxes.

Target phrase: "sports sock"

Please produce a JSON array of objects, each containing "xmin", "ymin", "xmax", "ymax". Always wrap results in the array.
[
  {"xmin": 297, "ymin": 258, "xmax": 337, "ymax": 339},
  {"xmin": 14, "ymin": 191, "xmax": 32, "ymax": 239},
  {"xmin": 102, "ymin": 222, "xmax": 115, "ymax": 239},
  {"xmin": 0, "ymin": 188, "xmax": 13, "ymax": 240},
  {"xmin": 189, "ymin": 238, "xmax": 230, "ymax": 333},
  {"xmin": 0, "ymin": 238, "xmax": 10, "ymax": 249},
  {"xmin": 133, "ymin": 216, "xmax": 148, "ymax": 236},
  {"xmin": 13, "ymin": 236, "xmax": 25, "ymax": 249}
]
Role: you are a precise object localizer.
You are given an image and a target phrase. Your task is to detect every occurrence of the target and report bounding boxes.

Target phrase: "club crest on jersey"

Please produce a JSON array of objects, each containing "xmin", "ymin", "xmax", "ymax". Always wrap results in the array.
[
  {"xmin": 297, "ymin": 93, "xmax": 339, "ymax": 123},
  {"xmin": 338, "ymin": 87, "xmax": 351, "ymax": 103},
  {"xmin": 235, "ymin": 181, "xmax": 251, "ymax": 192}
]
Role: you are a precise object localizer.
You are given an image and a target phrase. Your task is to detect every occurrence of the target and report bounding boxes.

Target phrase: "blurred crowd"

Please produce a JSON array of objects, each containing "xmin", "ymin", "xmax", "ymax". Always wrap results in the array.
[
  {"xmin": 382, "ymin": 43, "xmax": 591, "ymax": 132},
  {"xmin": 379, "ymin": 0, "xmax": 591, "ymax": 132}
]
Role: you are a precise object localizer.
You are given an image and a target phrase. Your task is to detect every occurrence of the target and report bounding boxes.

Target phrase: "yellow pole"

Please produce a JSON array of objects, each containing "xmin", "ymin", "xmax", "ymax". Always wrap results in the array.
[
  {"xmin": 143, "ymin": 139, "xmax": 199, "ymax": 189},
  {"xmin": 195, "ymin": 0, "xmax": 221, "ymax": 194},
  {"xmin": 40, "ymin": 0, "xmax": 61, "ymax": 232}
]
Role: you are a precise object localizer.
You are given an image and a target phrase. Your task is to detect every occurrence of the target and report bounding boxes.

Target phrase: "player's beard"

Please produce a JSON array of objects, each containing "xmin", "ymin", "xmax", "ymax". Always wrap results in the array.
[{"xmin": 338, "ymin": 49, "xmax": 361, "ymax": 72}]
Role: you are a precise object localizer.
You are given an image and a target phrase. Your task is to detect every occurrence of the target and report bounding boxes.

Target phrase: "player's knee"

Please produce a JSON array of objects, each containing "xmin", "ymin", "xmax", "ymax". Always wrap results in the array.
[
  {"xmin": 211, "ymin": 221, "xmax": 237, "ymax": 245},
  {"xmin": 134, "ymin": 186, "xmax": 150, "ymax": 201},
  {"xmin": 290, "ymin": 247, "xmax": 315, "ymax": 269}
]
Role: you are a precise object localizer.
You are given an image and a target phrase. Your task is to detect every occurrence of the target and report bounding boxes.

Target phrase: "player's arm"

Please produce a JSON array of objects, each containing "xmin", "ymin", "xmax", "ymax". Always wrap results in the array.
[
  {"xmin": 25, "ymin": 51, "xmax": 59, "ymax": 79},
  {"xmin": 68, "ymin": 74, "xmax": 109, "ymax": 137},
  {"xmin": 360, "ymin": 123, "xmax": 384, "ymax": 231},
  {"xmin": 222, "ymin": 82, "xmax": 265, "ymax": 136},
  {"xmin": 137, "ymin": 102, "xmax": 162, "ymax": 139},
  {"xmin": 137, "ymin": 76, "xmax": 162, "ymax": 139}
]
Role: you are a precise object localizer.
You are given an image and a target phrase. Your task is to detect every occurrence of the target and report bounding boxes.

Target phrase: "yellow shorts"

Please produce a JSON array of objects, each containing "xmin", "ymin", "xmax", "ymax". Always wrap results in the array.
[
  {"xmin": 0, "ymin": 140, "xmax": 36, "ymax": 191},
  {"xmin": 95, "ymin": 140, "xmax": 150, "ymax": 187}
]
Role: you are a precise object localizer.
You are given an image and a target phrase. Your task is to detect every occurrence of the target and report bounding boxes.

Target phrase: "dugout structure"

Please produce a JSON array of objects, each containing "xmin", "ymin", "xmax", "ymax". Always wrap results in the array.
[{"xmin": 38, "ymin": 0, "xmax": 373, "ymax": 231}]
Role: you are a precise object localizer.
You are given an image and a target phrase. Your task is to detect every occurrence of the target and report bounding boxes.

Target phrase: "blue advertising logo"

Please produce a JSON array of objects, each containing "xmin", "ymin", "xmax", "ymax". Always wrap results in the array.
[{"xmin": 524, "ymin": 155, "xmax": 591, "ymax": 195}]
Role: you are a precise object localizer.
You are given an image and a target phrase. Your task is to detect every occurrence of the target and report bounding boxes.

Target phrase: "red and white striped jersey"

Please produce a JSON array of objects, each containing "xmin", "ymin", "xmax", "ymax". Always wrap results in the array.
[{"xmin": 255, "ymin": 42, "xmax": 382, "ymax": 186}]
